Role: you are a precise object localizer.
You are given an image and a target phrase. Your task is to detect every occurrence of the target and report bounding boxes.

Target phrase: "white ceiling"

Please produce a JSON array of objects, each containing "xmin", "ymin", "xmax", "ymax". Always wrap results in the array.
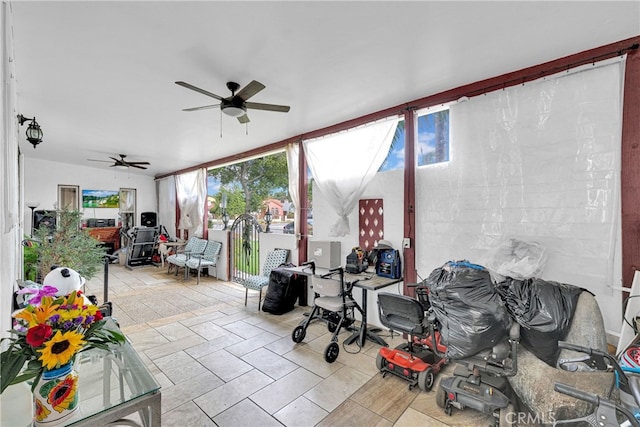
[{"xmin": 10, "ymin": 1, "xmax": 640, "ymax": 177}]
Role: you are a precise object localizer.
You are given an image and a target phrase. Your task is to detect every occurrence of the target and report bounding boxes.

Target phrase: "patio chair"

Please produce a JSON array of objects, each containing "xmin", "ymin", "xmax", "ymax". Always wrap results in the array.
[
  {"xmin": 185, "ymin": 240, "xmax": 222, "ymax": 284},
  {"xmin": 242, "ymin": 248, "xmax": 289, "ymax": 310},
  {"xmin": 166, "ymin": 237, "xmax": 207, "ymax": 279}
]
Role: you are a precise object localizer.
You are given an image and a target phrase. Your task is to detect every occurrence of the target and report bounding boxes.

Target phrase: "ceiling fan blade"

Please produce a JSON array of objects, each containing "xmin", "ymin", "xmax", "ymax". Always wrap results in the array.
[
  {"xmin": 175, "ymin": 81, "xmax": 223, "ymax": 101},
  {"xmin": 235, "ymin": 80, "xmax": 265, "ymax": 101},
  {"xmin": 130, "ymin": 164, "xmax": 148, "ymax": 170},
  {"xmin": 182, "ymin": 104, "xmax": 220, "ymax": 112},
  {"xmin": 87, "ymin": 158, "xmax": 111, "ymax": 163},
  {"xmin": 109, "ymin": 157, "xmax": 121, "ymax": 162},
  {"xmin": 127, "ymin": 161, "xmax": 151, "ymax": 165},
  {"xmin": 245, "ymin": 101, "xmax": 290, "ymax": 113},
  {"xmin": 237, "ymin": 114, "xmax": 250, "ymax": 124}
]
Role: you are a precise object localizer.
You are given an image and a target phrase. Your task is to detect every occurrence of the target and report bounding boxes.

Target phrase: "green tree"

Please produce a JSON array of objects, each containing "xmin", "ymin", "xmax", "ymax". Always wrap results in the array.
[
  {"xmin": 209, "ymin": 152, "xmax": 289, "ymax": 214},
  {"xmin": 32, "ymin": 209, "xmax": 106, "ymax": 281}
]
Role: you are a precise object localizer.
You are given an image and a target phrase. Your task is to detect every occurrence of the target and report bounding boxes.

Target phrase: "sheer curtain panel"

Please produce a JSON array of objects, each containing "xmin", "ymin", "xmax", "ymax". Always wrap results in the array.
[
  {"xmin": 286, "ymin": 143, "xmax": 301, "ymax": 241},
  {"xmin": 176, "ymin": 169, "xmax": 206, "ymax": 238},
  {"xmin": 303, "ymin": 118, "xmax": 398, "ymax": 236}
]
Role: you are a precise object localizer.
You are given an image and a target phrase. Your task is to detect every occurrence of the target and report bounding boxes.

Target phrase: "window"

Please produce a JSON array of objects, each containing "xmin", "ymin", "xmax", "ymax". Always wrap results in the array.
[
  {"xmin": 378, "ymin": 108, "xmax": 450, "ymax": 172},
  {"xmin": 208, "ymin": 151, "xmax": 291, "ymax": 233},
  {"xmin": 417, "ymin": 108, "xmax": 449, "ymax": 167}
]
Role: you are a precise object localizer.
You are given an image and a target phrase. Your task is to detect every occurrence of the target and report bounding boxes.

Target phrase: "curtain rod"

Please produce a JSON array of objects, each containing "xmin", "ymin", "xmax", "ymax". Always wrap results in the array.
[{"xmin": 459, "ymin": 43, "xmax": 639, "ymax": 100}]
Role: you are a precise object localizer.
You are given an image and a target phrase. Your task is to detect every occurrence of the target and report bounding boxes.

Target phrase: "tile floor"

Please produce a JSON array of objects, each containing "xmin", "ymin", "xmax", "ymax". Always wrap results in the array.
[{"xmin": 85, "ymin": 263, "xmax": 495, "ymax": 427}]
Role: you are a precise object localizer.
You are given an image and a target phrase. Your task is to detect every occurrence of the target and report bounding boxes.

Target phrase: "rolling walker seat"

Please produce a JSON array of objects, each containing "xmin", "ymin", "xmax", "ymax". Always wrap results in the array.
[{"xmin": 291, "ymin": 266, "xmax": 363, "ymax": 363}]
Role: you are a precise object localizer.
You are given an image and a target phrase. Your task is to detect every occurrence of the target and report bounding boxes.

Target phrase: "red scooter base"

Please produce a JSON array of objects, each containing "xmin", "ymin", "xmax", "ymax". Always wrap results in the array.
[{"xmin": 376, "ymin": 335, "xmax": 448, "ymax": 392}]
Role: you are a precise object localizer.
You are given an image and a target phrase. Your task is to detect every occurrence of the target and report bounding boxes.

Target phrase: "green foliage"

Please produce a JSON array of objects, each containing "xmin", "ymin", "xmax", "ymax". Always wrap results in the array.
[
  {"xmin": 33, "ymin": 209, "xmax": 106, "ymax": 281},
  {"xmin": 209, "ymin": 152, "xmax": 288, "ymax": 214},
  {"xmin": 23, "ymin": 237, "xmax": 39, "ymax": 281}
]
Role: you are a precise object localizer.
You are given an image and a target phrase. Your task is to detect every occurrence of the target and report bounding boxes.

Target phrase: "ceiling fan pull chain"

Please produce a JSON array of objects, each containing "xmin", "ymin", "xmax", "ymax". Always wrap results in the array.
[
  {"xmin": 245, "ymin": 123, "xmax": 248, "ymax": 136},
  {"xmin": 220, "ymin": 109, "xmax": 223, "ymax": 138}
]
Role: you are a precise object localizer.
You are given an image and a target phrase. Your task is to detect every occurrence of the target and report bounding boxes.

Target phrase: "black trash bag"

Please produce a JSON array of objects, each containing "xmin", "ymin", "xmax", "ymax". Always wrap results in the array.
[
  {"xmin": 262, "ymin": 264, "xmax": 301, "ymax": 315},
  {"xmin": 496, "ymin": 277, "xmax": 583, "ymax": 366},
  {"xmin": 425, "ymin": 260, "xmax": 512, "ymax": 360}
]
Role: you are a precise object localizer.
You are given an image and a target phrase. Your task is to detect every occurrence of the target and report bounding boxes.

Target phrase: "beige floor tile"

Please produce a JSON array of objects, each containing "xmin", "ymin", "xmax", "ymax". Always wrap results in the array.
[
  {"xmin": 282, "ymin": 345, "xmax": 345, "ymax": 379},
  {"xmin": 146, "ymin": 334, "xmax": 208, "ymax": 360},
  {"xmin": 194, "ymin": 369, "xmax": 273, "ymax": 418},
  {"xmin": 154, "ymin": 321, "xmax": 197, "ymax": 341},
  {"xmin": 197, "ymin": 349, "xmax": 254, "ymax": 382},
  {"xmin": 303, "ymin": 365, "xmax": 373, "ymax": 412},
  {"xmin": 224, "ymin": 329, "xmax": 281, "ymax": 357},
  {"xmin": 273, "ymin": 396, "xmax": 329, "ymax": 427},
  {"xmin": 162, "ymin": 401, "xmax": 216, "ymax": 426},
  {"xmin": 250, "ymin": 367, "xmax": 324, "ymax": 414},
  {"xmin": 160, "ymin": 371, "xmax": 224, "ymax": 414},
  {"xmin": 213, "ymin": 398, "xmax": 282, "ymax": 427},
  {"xmin": 184, "ymin": 333, "xmax": 244, "ymax": 359},
  {"xmin": 154, "ymin": 350, "xmax": 212, "ymax": 384},
  {"xmin": 187, "ymin": 320, "xmax": 232, "ymax": 341},
  {"xmin": 241, "ymin": 347, "xmax": 299, "ymax": 380}
]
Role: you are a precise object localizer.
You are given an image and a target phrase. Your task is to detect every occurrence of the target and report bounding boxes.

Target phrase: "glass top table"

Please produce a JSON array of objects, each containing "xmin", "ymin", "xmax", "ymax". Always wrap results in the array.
[{"xmin": 1, "ymin": 318, "xmax": 161, "ymax": 427}]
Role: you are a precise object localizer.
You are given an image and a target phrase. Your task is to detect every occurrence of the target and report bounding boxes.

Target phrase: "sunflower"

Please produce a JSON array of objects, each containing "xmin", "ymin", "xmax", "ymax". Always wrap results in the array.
[
  {"xmin": 34, "ymin": 397, "xmax": 51, "ymax": 422},
  {"xmin": 47, "ymin": 374, "xmax": 78, "ymax": 413},
  {"xmin": 37, "ymin": 330, "xmax": 85, "ymax": 370}
]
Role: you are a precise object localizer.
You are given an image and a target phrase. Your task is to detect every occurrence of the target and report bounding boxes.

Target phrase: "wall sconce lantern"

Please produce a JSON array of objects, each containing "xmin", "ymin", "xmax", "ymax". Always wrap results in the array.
[
  {"xmin": 18, "ymin": 114, "xmax": 44, "ymax": 148},
  {"xmin": 264, "ymin": 209, "xmax": 272, "ymax": 233}
]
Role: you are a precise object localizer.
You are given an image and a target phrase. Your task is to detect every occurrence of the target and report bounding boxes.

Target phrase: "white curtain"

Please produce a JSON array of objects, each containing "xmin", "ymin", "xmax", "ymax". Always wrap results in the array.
[
  {"xmin": 175, "ymin": 169, "xmax": 206, "ymax": 238},
  {"xmin": 156, "ymin": 175, "xmax": 176, "ymax": 239},
  {"xmin": 1, "ymin": 1, "xmax": 22, "ymax": 341},
  {"xmin": 286, "ymin": 142, "xmax": 300, "ymax": 243},
  {"xmin": 303, "ymin": 117, "xmax": 398, "ymax": 236}
]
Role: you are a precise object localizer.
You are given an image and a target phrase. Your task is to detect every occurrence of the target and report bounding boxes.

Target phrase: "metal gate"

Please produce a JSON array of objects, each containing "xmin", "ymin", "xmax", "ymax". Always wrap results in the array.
[{"xmin": 229, "ymin": 213, "xmax": 263, "ymax": 284}]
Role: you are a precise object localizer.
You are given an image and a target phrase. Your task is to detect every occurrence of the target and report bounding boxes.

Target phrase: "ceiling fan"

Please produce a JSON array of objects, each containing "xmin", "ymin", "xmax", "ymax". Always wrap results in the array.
[
  {"xmin": 175, "ymin": 80, "xmax": 290, "ymax": 124},
  {"xmin": 88, "ymin": 154, "xmax": 150, "ymax": 170}
]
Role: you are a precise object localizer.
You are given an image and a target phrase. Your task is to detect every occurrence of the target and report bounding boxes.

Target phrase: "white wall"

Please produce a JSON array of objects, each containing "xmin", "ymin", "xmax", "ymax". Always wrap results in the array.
[{"xmin": 24, "ymin": 157, "xmax": 156, "ymax": 231}]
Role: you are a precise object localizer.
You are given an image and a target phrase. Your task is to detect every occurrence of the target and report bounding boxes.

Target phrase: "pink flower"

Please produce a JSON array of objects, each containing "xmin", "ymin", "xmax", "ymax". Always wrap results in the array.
[{"xmin": 17, "ymin": 286, "xmax": 59, "ymax": 305}]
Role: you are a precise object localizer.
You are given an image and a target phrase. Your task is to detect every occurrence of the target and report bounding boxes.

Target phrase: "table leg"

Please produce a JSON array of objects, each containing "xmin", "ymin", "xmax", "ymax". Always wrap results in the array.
[{"xmin": 344, "ymin": 288, "xmax": 388, "ymax": 347}]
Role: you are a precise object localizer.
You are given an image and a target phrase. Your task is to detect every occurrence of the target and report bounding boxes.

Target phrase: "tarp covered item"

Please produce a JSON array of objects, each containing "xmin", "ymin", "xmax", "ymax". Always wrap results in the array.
[
  {"xmin": 496, "ymin": 277, "xmax": 583, "ymax": 366},
  {"xmin": 262, "ymin": 265, "xmax": 302, "ymax": 315},
  {"xmin": 425, "ymin": 260, "xmax": 512, "ymax": 359}
]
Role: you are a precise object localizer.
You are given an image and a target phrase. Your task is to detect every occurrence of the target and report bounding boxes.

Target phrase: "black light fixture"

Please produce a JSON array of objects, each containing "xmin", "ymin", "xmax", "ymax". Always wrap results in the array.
[
  {"xmin": 220, "ymin": 193, "xmax": 229, "ymax": 230},
  {"xmin": 18, "ymin": 114, "xmax": 44, "ymax": 148},
  {"xmin": 264, "ymin": 209, "xmax": 272, "ymax": 233},
  {"xmin": 26, "ymin": 201, "xmax": 40, "ymax": 236}
]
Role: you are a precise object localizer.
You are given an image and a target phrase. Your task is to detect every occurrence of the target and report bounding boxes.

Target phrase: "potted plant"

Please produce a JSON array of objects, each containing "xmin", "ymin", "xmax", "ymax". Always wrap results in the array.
[{"xmin": 31, "ymin": 208, "xmax": 106, "ymax": 281}]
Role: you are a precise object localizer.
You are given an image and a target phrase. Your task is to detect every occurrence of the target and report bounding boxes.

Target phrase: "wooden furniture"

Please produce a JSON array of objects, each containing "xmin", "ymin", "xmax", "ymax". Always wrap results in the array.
[{"xmin": 87, "ymin": 226, "xmax": 121, "ymax": 252}]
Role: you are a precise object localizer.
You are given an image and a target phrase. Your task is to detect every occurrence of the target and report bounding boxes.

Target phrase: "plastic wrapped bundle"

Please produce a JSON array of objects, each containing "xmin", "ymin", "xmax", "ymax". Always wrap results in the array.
[
  {"xmin": 497, "ymin": 277, "xmax": 583, "ymax": 366},
  {"xmin": 425, "ymin": 260, "xmax": 512, "ymax": 359}
]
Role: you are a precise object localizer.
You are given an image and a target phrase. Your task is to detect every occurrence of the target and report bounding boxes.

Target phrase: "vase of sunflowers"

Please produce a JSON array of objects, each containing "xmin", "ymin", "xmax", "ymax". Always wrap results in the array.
[{"xmin": 1, "ymin": 284, "xmax": 125, "ymax": 426}]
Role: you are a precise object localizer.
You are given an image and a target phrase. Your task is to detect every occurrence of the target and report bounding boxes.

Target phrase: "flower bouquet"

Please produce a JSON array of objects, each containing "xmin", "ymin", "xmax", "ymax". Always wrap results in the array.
[{"xmin": 0, "ymin": 288, "xmax": 125, "ymax": 394}]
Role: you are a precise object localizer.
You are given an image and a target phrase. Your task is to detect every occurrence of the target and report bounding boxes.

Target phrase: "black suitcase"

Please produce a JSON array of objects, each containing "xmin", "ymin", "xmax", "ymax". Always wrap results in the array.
[{"xmin": 262, "ymin": 264, "xmax": 306, "ymax": 315}]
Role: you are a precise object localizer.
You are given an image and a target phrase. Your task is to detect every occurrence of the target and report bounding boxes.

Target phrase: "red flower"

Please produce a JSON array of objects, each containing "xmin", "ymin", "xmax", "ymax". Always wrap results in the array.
[
  {"xmin": 94, "ymin": 310, "xmax": 103, "ymax": 321},
  {"xmin": 26, "ymin": 324, "xmax": 53, "ymax": 347}
]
